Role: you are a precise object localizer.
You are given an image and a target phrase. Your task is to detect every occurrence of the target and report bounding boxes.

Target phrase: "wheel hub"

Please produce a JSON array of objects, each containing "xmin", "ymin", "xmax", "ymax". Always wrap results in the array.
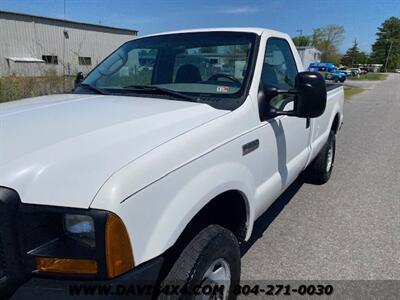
[
  {"xmin": 326, "ymin": 143, "xmax": 334, "ymax": 172},
  {"xmin": 196, "ymin": 258, "xmax": 231, "ymax": 300}
]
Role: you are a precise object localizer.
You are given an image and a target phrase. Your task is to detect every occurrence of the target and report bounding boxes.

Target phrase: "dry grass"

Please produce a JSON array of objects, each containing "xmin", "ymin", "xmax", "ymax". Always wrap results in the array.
[
  {"xmin": 350, "ymin": 73, "xmax": 388, "ymax": 81},
  {"xmin": 344, "ymin": 87, "xmax": 364, "ymax": 100},
  {"xmin": 0, "ymin": 71, "xmax": 75, "ymax": 103}
]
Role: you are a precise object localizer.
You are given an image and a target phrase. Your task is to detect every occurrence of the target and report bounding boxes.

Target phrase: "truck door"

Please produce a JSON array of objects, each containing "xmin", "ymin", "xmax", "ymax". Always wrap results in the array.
[{"xmin": 260, "ymin": 37, "xmax": 311, "ymax": 189}]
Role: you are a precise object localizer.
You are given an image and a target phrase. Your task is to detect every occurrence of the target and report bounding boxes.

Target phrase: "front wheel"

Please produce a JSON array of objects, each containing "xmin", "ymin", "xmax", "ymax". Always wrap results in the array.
[
  {"xmin": 304, "ymin": 131, "xmax": 336, "ymax": 184},
  {"xmin": 160, "ymin": 225, "xmax": 241, "ymax": 299}
]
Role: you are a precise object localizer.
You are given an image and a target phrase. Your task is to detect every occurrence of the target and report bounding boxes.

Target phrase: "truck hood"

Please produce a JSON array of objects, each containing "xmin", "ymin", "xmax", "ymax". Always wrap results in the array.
[{"xmin": 0, "ymin": 94, "xmax": 228, "ymax": 208}]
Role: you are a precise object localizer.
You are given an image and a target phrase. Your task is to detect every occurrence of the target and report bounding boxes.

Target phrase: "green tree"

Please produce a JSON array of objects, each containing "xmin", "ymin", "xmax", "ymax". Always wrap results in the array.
[
  {"xmin": 341, "ymin": 39, "xmax": 360, "ymax": 66},
  {"xmin": 356, "ymin": 51, "xmax": 369, "ymax": 64},
  {"xmin": 370, "ymin": 17, "xmax": 400, "ymax": 71},
  {"xmin": 292, "ymin": 35, "xmax": 311, "ymax": 47},
  {"xmin": 340, "ymin": 39, "xmax": 368, "ymax": 66},
  {"xmin": 312, "ymin": 25, "xmax": 345, "ymax": 62}
]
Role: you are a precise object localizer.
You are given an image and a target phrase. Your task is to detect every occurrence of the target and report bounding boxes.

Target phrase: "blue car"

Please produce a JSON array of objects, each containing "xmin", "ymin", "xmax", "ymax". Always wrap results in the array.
[{"xmin": 308, "ymin": 62, "xmax": 346, "ymax": 82}]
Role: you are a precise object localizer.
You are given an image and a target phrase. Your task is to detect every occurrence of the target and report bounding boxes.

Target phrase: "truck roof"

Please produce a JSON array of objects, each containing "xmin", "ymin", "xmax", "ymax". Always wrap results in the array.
[{"xmin": 142, "ymin": 27, "xmax": 286, "ymax": 38}]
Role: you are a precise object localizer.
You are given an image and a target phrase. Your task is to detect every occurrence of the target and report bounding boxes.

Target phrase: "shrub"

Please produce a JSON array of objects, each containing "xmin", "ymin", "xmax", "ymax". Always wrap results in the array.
[{"xmin": 0, "ymin": 73, "xmax": 74, "ymax": 103}]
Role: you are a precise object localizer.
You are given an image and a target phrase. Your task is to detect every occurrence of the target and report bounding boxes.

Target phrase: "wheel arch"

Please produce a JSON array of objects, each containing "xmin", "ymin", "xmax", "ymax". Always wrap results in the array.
[
  {"xmin": 330, "ymin": 112, "xmax": 341, "ymax": 134},
  {"xmin": 173, "ymin": 189, "xmax": 251, "ymax": 246},
  {"xmin": 156, "ymin": 188, "xmax": 251, "ymax": 281}
]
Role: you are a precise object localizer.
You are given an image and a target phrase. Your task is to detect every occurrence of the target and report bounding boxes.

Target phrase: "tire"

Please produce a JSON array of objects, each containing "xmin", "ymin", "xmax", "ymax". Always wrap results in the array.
[
  {"xmin": 339, "ymin": 77, "xmax": 345, "ymax": 83},
  {"xmin": 304, "ymin": 131, "xmax": 336, "ymax": 184},
  {"xmin": 159, "ymin": 225, "xmax": 241, "ymax": 300}
]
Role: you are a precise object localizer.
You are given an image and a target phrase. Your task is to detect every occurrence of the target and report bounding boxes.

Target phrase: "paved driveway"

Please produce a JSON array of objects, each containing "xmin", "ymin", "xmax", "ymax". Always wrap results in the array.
[{"xmin": 241, "ymin": 73, "xmax": 400, "ymax": 280}]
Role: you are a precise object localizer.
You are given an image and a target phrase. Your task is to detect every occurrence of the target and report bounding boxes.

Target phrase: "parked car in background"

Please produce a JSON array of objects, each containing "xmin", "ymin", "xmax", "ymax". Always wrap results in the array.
[
  {"xmin": 350, "ymin": 68, "xmax": 362, "ymax": 77},
  {"xmin": 309, "ymin": 62, "xmax": 347, "ymax": 82},
  {"xmin": 339, "ymin": 67, "xmax": 352, "ymax": 76},
  {"xmin": 360, "ymin": 68, "xmax": 368, "ymax": 75}
]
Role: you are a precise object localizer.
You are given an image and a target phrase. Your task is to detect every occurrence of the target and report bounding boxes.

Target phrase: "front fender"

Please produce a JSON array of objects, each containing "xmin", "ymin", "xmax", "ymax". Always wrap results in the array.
[
  {"xmin": 91, "ymin": 149, "xmax": 257, "ymax": 267},
  {"xmin": 150, "ymin": 161, "xmax": 254, "ymax": 257},
  {"xmin": 112, "ymin": 159, "xmax": 254, "ymax": 265}
]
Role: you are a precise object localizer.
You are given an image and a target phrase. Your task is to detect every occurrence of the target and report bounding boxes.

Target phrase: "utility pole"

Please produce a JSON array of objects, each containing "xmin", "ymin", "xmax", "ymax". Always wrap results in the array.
[
  {"xmin": 351, "ymin": 38, "xmax": 357, "ymax": 67},
  {"xmin": 382, "ymin": 31, "xmax": 394, "ymax": 73},
  {"xmin": 296, "ymin": 29, "xmax": 303, "ymax": 36},
  {"xmin": 384, "ymin": 39, "xmax": 393, "ymax": 72}
]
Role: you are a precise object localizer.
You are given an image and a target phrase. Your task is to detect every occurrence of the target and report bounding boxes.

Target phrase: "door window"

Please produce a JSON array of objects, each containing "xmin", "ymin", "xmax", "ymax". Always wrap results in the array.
[{"xmin": 261, "ymin": 38, "xmax": 298, "ymax": 111}]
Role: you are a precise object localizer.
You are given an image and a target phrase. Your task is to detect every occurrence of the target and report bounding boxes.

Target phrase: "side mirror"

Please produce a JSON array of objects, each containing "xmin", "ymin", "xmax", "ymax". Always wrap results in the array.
[
  {"xmin": 74, "ymin": 72, "xmax": 84, "ymax": 89},
  {"xmin": 258, "ymin": 71, "xmax": 327, "ymax": 119},
  {"xmin": 294, "ymin": 71, "xmax": 327, "ymax": 118}
]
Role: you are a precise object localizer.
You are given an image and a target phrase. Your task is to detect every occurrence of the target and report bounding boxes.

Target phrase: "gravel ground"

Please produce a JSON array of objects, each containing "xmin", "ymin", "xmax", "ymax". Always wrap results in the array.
[
  {"xmin": 240, "ymin": 73, "xmax": 400, "ymax": 281},
  {"xmin": 343, "ymin": 79, "xmax": 381, "ymax": 90}
]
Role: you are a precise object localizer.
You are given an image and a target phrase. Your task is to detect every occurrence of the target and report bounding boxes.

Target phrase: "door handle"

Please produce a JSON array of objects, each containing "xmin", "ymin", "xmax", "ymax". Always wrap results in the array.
[
  {"xmin": 242, "ymin": 139, "xmax": 259, "ymax": 156},
  {"xmin": 306, "ymin": 118, "xmax": 310, "ymax": 128}
]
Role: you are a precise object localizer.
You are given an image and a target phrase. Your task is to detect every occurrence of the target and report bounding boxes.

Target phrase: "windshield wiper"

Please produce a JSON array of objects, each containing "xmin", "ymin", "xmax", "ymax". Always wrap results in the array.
[
  {"xmin": 78, "ymin": 83, "xmax": 106, "ymax": 95},
  {"xmin": 122, "ymin": 85, "xmax": 198, "ymax": 102}
]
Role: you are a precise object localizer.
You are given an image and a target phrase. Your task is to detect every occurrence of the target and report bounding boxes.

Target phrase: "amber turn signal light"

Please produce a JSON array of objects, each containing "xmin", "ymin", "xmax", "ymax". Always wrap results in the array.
[
  {"xmin": 105, "ymin": 213, "xmax": 135, "ymax": 278},
  {"xmin": 36, "ymin": 257, "xmax": 98, "ymax": 274}
]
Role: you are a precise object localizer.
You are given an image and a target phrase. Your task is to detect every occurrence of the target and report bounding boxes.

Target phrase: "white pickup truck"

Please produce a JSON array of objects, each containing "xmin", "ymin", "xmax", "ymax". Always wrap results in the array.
[{"xmin": 1, "ymin": 28, "xmax": 343, "ymax": 299}]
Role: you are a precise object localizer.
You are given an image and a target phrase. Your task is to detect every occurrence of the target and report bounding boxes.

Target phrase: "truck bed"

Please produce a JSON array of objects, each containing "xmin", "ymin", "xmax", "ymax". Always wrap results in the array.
[{"xmin": 326, "ymin": 83, "xmax": 342, "ymax": 92}]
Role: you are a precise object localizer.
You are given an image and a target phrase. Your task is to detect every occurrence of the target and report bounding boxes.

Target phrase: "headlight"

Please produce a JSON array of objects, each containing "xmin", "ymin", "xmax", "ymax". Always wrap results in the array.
[
  {"xmin": 64, "ymin": 214, "xmax": 95, "ymax": 248},
  {"xmin": 18, "ymin": 207, "xmax": 134, "ymax": 279}
]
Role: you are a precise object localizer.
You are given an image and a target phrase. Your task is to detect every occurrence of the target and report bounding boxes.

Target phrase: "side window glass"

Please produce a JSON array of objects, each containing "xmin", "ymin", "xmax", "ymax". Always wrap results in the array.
[
  {"xmin": 261, "ymin": 38, "xmax": 298, "ymax": 111},
  {"xmin": 96, "ymin": 48, "xmax": 157, "ymax": 87},
  {"xmin": 172, "ymin": 44, "xmax": 250, "ymax": 84}
]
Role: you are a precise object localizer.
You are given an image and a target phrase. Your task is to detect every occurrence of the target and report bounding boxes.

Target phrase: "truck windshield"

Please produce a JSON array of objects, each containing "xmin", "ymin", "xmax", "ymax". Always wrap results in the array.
[{"xmin": 79, "ymin": 32, "xmax": 257, "ymax": 109}]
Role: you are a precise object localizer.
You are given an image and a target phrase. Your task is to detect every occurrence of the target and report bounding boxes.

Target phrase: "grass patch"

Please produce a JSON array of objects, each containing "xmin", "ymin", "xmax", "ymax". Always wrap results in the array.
[
  {"xmin": 350, "ymin": 73, "xmax": 388, "ymax": 81},
  {"xmin": 344, "ymin": 87, "xmax": 364, "ymax": 100},
  {"xmin": 0, "ymin": 72, "xmax": 74, "ymax": 103}
]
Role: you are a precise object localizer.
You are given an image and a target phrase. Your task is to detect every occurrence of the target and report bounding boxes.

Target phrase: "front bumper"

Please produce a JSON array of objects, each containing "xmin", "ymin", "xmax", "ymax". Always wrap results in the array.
[
  {"xmin": 10, "ymin": 257, "xmax": 164, "ymax": 300},
  {"xmin": 0, "ymin": 187, "xmax": 164, "ymax": 299}
]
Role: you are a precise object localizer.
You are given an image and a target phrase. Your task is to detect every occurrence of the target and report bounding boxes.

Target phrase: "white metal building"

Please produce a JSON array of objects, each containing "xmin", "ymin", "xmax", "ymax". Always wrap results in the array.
[
  {"xmin": 0, "ymin": 11, "xmax": 138, "ymax": 76},
  {"xmin": 296, "ymin": 46, "xmax": 321, "ymax": 69}
]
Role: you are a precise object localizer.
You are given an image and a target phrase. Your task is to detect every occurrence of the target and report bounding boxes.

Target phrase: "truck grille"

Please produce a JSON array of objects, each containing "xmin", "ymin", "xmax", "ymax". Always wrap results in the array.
[
  {"xmin": 0, "ymin": 234, "xmax": 5, "ymax": 280},
  {"xmin": 0, "ymin": 187, "xmax": 25, "ymax": 296},
  {"xmin": 0, "ymin": 232, "xmax": 5, "ymax": 274}
]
